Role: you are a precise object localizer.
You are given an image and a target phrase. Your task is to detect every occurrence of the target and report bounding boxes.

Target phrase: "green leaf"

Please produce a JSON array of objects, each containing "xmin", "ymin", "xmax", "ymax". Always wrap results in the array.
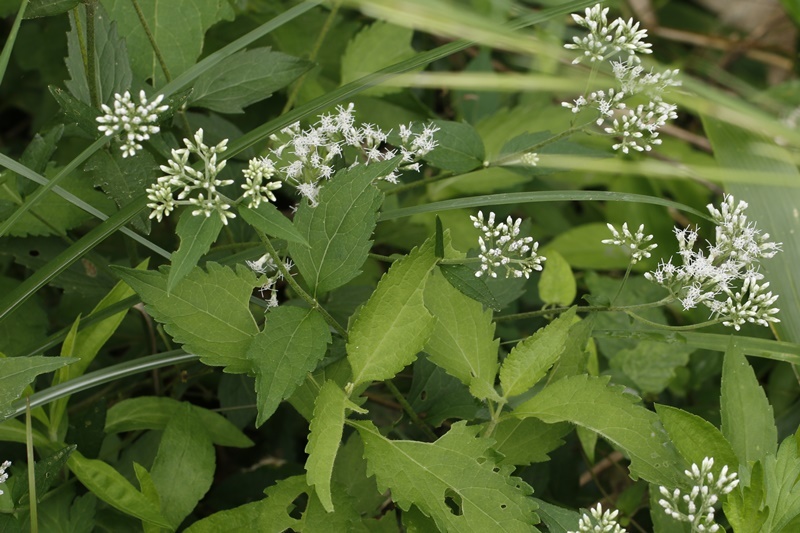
[
  {"xmin": 305, "ymin": 380, "xmax": 366, "ymax": 512},
  {"xmin": 424, "ymin": 120, "xmax": 485, "ymax": 173},
  {"xmin": 289, "ymin": 157, "xmax": 398, "ymax": 296},
  {"xmin": 537, "ymin": 250, "xmax": 575, "ymax": 306},
  {"xmin": 438, "ymin": 263, "xmax": 501, "ymax": 310},
  {"xmin": 67, "ymin": 451, "xmax": 170, "ymax": 529},
  {"xmin": 184, "ymin": 475, "xmax": 307, "ymax": 533},
  {"xmin": 190, "ymin": 48, "xmax": 311, "ymax": 113},
  {"xmin": 490, "ymin": 418, "xmax": 571, "ymax": 466},
  {"xmin": 352, "ymin": 419, "xmax": 539, "ymax": 531},
  {"xmin": 760, "ymin": 431, "xmax": 800, "ymax": 531},
  {"xmin": 549, "ymin": 315, "xmax": 594, "ymax": 383},
  {"xmin": 723, "ymin": 461, "xmax": 768, "ymax": 533},
  {"xmin": 533, "ymin": 499, "xmax": 581, "ymax": 533},
  {"xmin": 721, "ymin": 338, "xmax": 777, "ymax": 473},
  {"xmin": 514, "ymin": 375, "xmax": 685, "ymax": 488},
  {"xmin": 546, "ymin": 223, "xmax": 631, "ymax": 270},
  {"xmin": 348, "ymin": 238, "xmax": 438, "ymax": 387},
  {"xmin": 26, "ymin": 0, "xmax": 81, "ymax": 18},
  {"xmin": 408, "ymin": 356, "xmax": 480, "ymax": 427},
  {"xmin": 105, "ymin": 396, "xmax": 253, "ymax": 448},
  {"xmin": 168, "ymin": 210, "xmax": 223, "ymax": 293},
  {"xmin": 84, "ymin": 149, "xmax": 154, "ymax": 233},
  {"xmin": 247, "ymin": 306, "xmax": 331, "ymax": 426},
  {"xmin": 340, "ymin": 21, "xmax": 416, "ymax": 97},
  {"xmin": 0, "ymin": 276, "xmax": 48, "ymax": 357},
  {"xmin": 331, "ymin": 433, "xmax": 385, "ymax": 516},
  {"xmin": 113, "ymin": 263, "xmax": 259, "ymax": 373},
  {"xmin": 610, "ymin": 341, "xmax": 693, "ymax": 395},
  {"xmin": 238, "ymin": 202, "xmax": 308, "ymax": 246},
  {"xmin": 133, "ymin": 463, "xmax": 166, "ymax": 533},
  {"xmin": 0, "ymin": 355, "xmax": 75, "ymax": 419},
  {"xmin": 150, "ymin": 403, "xmax": 216, "ymax": 529},
  {"xmin": 656, "ymin": 405, "xmax": 738, "ymax": 475},
  {"xmin": 13, "ymin": 445, "xmax": 77, "ymax": 505},
  {"xmin": 48, "ymin": 86, "xmax": 101, "ymax": 134},
  {"xmin": 423, "ymin": 268, "xmax": 499, "ymax": 398},
  {"xmin": 102, "ymin": 0, "xmax": 234, "ymax": 88},
  {"xmin": 499, "ymin": 307, "xmax": 576, "ymax": 399}
]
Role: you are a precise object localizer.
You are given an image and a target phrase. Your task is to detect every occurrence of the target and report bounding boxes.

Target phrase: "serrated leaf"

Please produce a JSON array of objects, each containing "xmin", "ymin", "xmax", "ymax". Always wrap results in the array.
[
  {"xmin": 13, "ymin": 445, "xmax": 77, "ymax": 505},
  {"xmin": 490, "ymin": 418, "xmax": 571, "ymax": 467},
  {"xmin": 105, "ymin": 396, "xmax": 253, "ymax": 448},
  {"xmin": 424, "ymin": 120, "xmax": 485, "ymax": 173},
  {"xmin": 439, "ymin": 263, "xmax": 501, "ymax": 310},
  {"xmin": 67, "ymin": 451, "xmax": 170, "ymax": 529},
  {"xmin": 113, "ymin": 263, "xmax": 259, "ymax": 373},
  {"xmin": 332, "ymin": 433, "xmax": 385, "ymax": 516},
  {"xmin": 190, "ymin": 48, "xmax": 311, "ymax": 113},
  {"xmin": 103, "ymin": 0, "xmax": 234, "ymax": 88},
  {"xmin": 759, "ymin": 430, "xmax": 800, "ymax": 531},
  {"xmin": 656, "ymin": 404, "xmax": 738, "ymax": 476},
  {"xmin": 533, "ymin": 499, "xmax": 581, "ymax": 533},
  {"xmin": 150, "ymin": 403, "xmax": 216, "ymax": 529},
  {"xmin": 549, "ymin": 315, "xmax": 594, "ymax": 382},
  {"xmin": 0, "ymin": 355, "xmax": 75, "ymax": 419},
  {"xmin": 305, "ymin": 380, "xmax": 366, "ymax": 512},
  {"xmin": 247, "ymin": 306, "xmax": 331, "ymax": 426},
  {"xmin": 721, "ymin": 338, "xmax": 777, "ymax": 475},
  {"xmin": 409, "ymin": 356, "xmax": 481, "ymax": 427},
  {"xmin": 341, "ymin": 21, "xmax": 416, "ymax": 97},
  {"xmin": 499, "ymin": 308, "xmax": 576, "ymax": 399},
  {"xmin": 423, "ymin": 268, "xmax": 499, "ymax": 397},
  {"xmin": 348, "ymin": 238, "xmax": 438, "ymax": 387},
  {"xmin": 723, "ymin": 461, "xmax": 768, "ymax": 533},
  {"xmin": 48, "ymin": 86, "xmax": 99, "ymax": 134},
  {"xmin": 168, "ymin": 210, "xmax": 223, "ymax": 293},
  {"xmin": 610, "ymin": 341, "xmax": 693, "ymax": 395},
  {"xmin": 289, "ymin": 157, "xmax": 398, "ymax": 297},
  {"xmin": 514, "ymin": 375, "xmax": 685, "ymax": 488},
  {"xmin": 353, "ymin": 420, "xmax": 539, "ymax": 531},
  {"xmin": 537, "ymin": 250, "xmax": 575, "ymax": 306},
  {"xmin": 184, "ymin": 475, "xmax": 307, "ymax": 533},
  {"xmin": 238, "ymin": 202, "xmax": 308, "ymax": 246}
]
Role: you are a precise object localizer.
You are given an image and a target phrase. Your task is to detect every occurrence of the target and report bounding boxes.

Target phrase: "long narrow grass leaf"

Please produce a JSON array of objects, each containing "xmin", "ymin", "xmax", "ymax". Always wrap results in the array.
[{"xmin": 0, "ymin": 0, "xmax": 28, "ymax": 87}]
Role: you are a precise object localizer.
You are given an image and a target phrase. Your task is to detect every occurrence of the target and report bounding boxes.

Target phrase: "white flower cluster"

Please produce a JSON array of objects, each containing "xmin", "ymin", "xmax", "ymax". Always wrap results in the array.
[
  {"xmin": 246, "ymin": 254, "xmax": 293, "ymax": 309},
  {"xmin": 250, "ymin": 103, "xmax": 438, "ymax": 207},
  {"xmin": 470, "ymin": 211, "xmax": 545, "ymax": 279},
  {"xmin": 145, "ymin": 129, "xmax": 234, "ymax": 224},
  {"xmin": 602, "ymin": 222, "xmax": 657, "ymax": 264},
  {"xmin": 562, "ymin": 4, "xmax": 681, "ymax": 153},
  {"xmin": 241, "ymin": 157, "xmax": 282, "ymax": 209},
  {"xmin": 568, "ymin": 503, "xmax": 627, "ymax": 533},
  {"xmin": 96, "ymin": 90, "xmax": 168, "ymax": 158},
  {"xmin": 658, "ymin": 457, "xmax": 739, "ymax": 532},
  {"xmin": 0, "ymin": 460, "xmax": 10, "ymax": 495},
  {"xmin": 645, "ymin": 195, "xmax": 782, "ymax": 330}
]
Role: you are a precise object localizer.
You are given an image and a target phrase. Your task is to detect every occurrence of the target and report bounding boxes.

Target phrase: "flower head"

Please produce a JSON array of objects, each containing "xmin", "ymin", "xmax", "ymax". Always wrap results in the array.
[
  {"xmin": 0, "ymin": 460, "xmax": 10, "ymax": 496},
  {"xmin": 470, "ymin": 211, "xmax": 545, "ymax": 279},
  {"xmin": 568, "ymin": 503, "xmax": 627, "ymax": 533},
  {"xmin": 602, "ymin": 222, "xmax": 657, "ymax": 264},
  {"xmin": 96, "ymin": 90, "xmax": 168, "ymax": 158}
]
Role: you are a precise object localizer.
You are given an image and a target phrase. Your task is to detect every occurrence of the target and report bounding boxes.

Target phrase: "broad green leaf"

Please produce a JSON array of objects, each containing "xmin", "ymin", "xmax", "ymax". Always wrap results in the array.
[
  {"xmin": 47, "ymin": 86, "xmax": 101, "ymax": 134},
  {"xmin": 301, "ymin": 490, "xmax": 366, "ymax": 532},
  {"xmin": 133, "ymin": 463, "xmax": 167, "ymax": 533},
  {"xmin": 721, "ymin": 339, "xmax": 777, "ymax": 475},
  {"xmin": 0, "ymin": 355, "xmax": 75, "ymax": 419},
  {"xmin": 332, "ymin": 433, "xmax": 385, "ymax": 517},
  {"xmin": 703, "ymin": 117, "xmax": 800, "ymax": 344},
  {"xmin": 545, "ymin": 223, "xmax": 631, "ymax": 270},
  {"xmin": 113, "ymin": 263, "xmax": 259, "ymax": 373},
  {"xmin": 341, "ymin": 21, "xmax": 416, "ymax": 97},
  {"xmin": 490, "ymin": 418, "xmax": 571, "ymax": 466},
  {"xmin": 439, "ymin": 263, "xmax": 500, "ymax": 310},
  {"xmin": 348, "ymin": 238, "xmax": 438, "ymax": 387},
  {"xmin": 289, "ymin": 157, "xmax": 398, "ymax": 296},
  {"xmin": 25, "ymin": 0, "xmax": 81, "ymax": 18},
  {"xmin": 353, "ymin": 419, "xmax": 539, "ymax": 531},
  {"xmin": 84, "ymin": 149, "xmax": 154, "ymax": 233},
  {"xmin": 305, "ymin": 380, "xmax": 366, "ymax": 513},
  {"xmin": 184, "ymin": 475, "xmax": 307, "ymax": 533},
  {"xmin": 238, "ymin": 202, "xmax": 308, "ymax": 246},
  {"xmin": 150, "ymin": 403, "xmax": 216, "ymax": 529},
  {"xmin": 168, "ymin": 210, "xmax": 223, "ymax": 293},
  {"xmin": 610, "ymin": 341, "xmax": 693, "ymax": 395},
  {"xmin": 105, "ymin": 396, "xmax": 253, "ymax": 448},
  {"xmin": 656, "ymin": 405, "xmax": 738, "ymax": 475},
  {"xmin": 423, "ymin": 268, "xmax": 499, "ymax": 398},
  {"xmin": 549, "ymin": 315, "xmax": 594, "ymax": 382},
  {"xmin": 723, "ymin": 461, "xmax": 768, "ymax": 533},
  {"xmin": 247, "ymin": 306, "xmax": 331, "ymax": 426},
  {"xmin": 533, "ymin": 499, "xmax": 580, "ymax": 533},
  {"xmin": 288, "ymin": 356, "xmax": 355, "ymax": 421},
  {"xmin": 102, "ymin": 0, "xmax": 234, "ymax": 87},
  {"xmin": 514, "ymin": 375, "xmax": 685, "ymax": 488},
  {"xmin": 537, "ymin": 250, "xmax": 575, "ymax": 306},
  {"xmin": 13, "ymin": 445, "xmax": 76, "ymax": 504},
  {"xmin": 67, "ymin": 451, "xmax": 170, "ymax": 528},
  {"xmin": 190, "ymin": 48, "xmax": 311, "ymax": 113},
  {"xmin": 499, "ymin": 307, "xmax": 576, "ymax": 399},
  {"xmin": 760, "ymin": 431, "xmax": 800, "ymax": 531},
  {"xmin": 424, "ymin": 120, "xmax": 485, "ymax": 173},
  {"xmin": 409, "ymin": 356, "xmax": 481, "ymax": 427}
]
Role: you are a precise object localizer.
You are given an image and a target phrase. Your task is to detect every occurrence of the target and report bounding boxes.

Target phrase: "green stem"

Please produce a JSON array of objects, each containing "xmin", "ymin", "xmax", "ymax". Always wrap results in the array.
[
  {"xmin": 26, "ymin": 398, "xmax": 38, "ymax": 533},
  {"xmin": 488, "ymin": 120, "xmax": 595, "ymax": 167},
  {"xmin": 368, "ymin": 252, "xmax": 399, "ymax": 263},
  {"xmin": 481, "ymin": 401, "xmax": 506, "ymax": 439},
  {"xmin": 130, "ymin": 0, "xmax": 171, "ymax": 82},
  {"xmin": 495, "ymin": 297, "xmax": 675, "ymax": 323},
  {"xmin": 438, "ymin": 257, "xmax": 481, "ymax": 265},
  {"xmin": 258, "ymin": 234, "xmax": 348, "ymax": 339},
  {"xmin": 625, "ymin": 312, "xmax": 723, "ymax": 331},
  {"xmin": 611, "ymin": 262, "xmax": 634, "ymax": 305},
  {"xmin": 85, "ymin": 0, "xmax": 99, "ymax": 109},
  {"xmin": 384, "ymin": 380, "xmax": 438, "ymax": 441}
]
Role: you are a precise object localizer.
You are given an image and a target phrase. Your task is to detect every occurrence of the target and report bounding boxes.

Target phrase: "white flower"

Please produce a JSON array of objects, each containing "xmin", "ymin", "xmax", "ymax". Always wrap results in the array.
[
  {"xmin": 564, "ymin": 4, "xmax": 651, "ymax": 65},
  {"xmin": 96, "ymin": 90, "xmax": 168, "ymax": 158},
  {"xmin": 568, "ymin": 503, "xmax": 627, "ymax": 533},
  {"xmin": 242, "ymin": 157, "xmax": 282, "ymax": 209},
  {"xmin": 602, "ymin": 222, "xmax": 657, "ymax": 264},
  {"xmin": 470, "ymin": 211, "xmax": 545, "ymax": 279},
  {"xmin": 0, "ymin": 460, "xmax": 10, "ymax": 495}
]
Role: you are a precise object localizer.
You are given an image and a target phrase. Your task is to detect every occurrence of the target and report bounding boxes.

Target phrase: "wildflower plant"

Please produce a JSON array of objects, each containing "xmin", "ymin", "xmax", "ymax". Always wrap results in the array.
[
  {"xmin": 96, "ymin": 90, "xmax": 169, "ymax": 158},
  {"xmin": 569, "ymin": 503, "xmax": 627, "ymax": 533},
  {"xmin": 470, "ymin": 211, "xmax": 545, "ymax": 278}
]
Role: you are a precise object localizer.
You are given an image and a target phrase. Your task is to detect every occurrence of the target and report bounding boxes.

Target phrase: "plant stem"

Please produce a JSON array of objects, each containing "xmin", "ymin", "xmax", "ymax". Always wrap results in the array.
[
  {"xmin": 625, "ymin": 312, "xmax": 723, "ymax": 331},
  {"xmin": 130, "ymin": 0, "xmax": 171, "ymax": 82},
  {"xmin": 85, "ymin": 0, "xmax": 100, "ymax": 109},
  {"xmin": 438, "ymin": 257, "xmax": 481, "ymax": 265},
  {"xmin": 259, "ymin": 234, "xmax": 348, "ymax": 339},
  {"xmin": 488, "ymin": 120, "xmax": 595, "ymax": 167},
  {"xmin": 384, "ymin": 380, "xmax": 438, "ymax": 441},
  {"xmin": 481, "ymin": 401, "xmax": 506, "ymax": 439},
  {"xmin": 611, "ymin": 261, "xmax": 634, "ymax": 305},
  {"xmin": 495, "ymin": 297, "xmax": 674, "ymax": 322},
  {"xmin": 26, "ymin": 398, "xmax": 38, "ymax": 533}
]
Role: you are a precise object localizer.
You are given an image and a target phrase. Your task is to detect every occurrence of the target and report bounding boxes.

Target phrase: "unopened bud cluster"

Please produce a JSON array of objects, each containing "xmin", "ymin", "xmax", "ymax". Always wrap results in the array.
[
  {"xmin": 658, "ymin": 457, "xmax": 739, "ymax": 532},
  {"xmin": 645, "ymin": 195, "xmax": 782, "ymax": 330},
  {"xmin": 96, "ymin": 90, "xmax": 168, "ymax": 158},
  {"xmin": 562, "ymin": 3, "xmax": 681, "ymax": 153},
  {"xmin": 602, "ymin": 222, "xmax": 657, "ymax": 264},
  {"xmin": 568, "ymin": 503, "xmax": 626, "ymax": 533},
  {"xmin": 0, "ymin": 460, "xmax": 10, "ymax": 496},
  {"xmin": 470, "ymin": 211, "xmax": 545, "ymax": 279}
]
